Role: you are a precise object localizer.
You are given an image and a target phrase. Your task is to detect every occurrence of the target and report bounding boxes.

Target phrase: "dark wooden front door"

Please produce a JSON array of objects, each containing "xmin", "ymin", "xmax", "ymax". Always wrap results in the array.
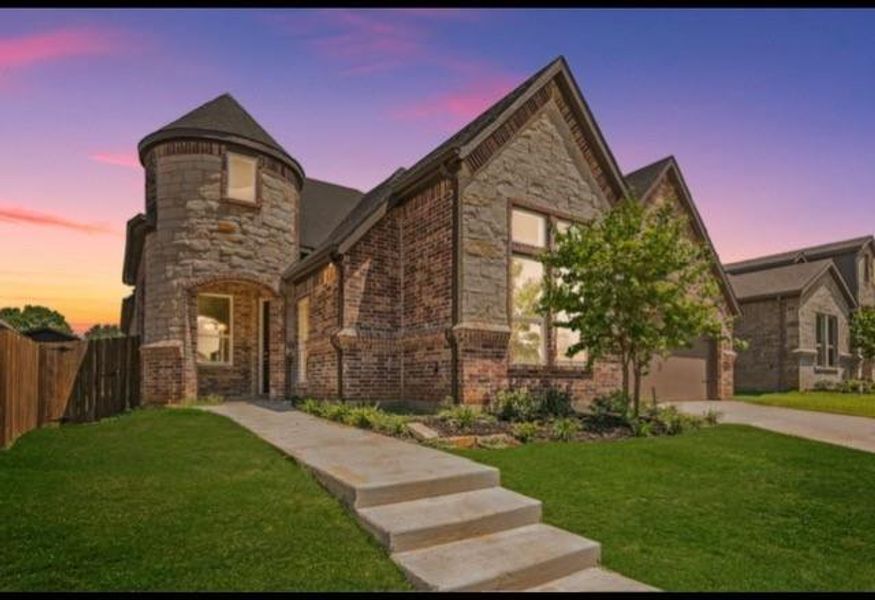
[{"xmin": 260, "ymin": 300, "xmax": 270, "ymax": 395}]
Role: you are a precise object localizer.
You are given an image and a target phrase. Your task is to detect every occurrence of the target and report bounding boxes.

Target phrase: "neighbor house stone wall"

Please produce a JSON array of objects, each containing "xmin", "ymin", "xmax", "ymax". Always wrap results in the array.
[
  {"xmin": 797, "ymin": 272, "xmax": 853, "ymax": 389},
  {"xmin": 856, "ymin": 246, "xmax": 875, "ymax": 307},
  {"xmin": 140, "ymin": 140, "xmax": 298, "ymax": 404}
]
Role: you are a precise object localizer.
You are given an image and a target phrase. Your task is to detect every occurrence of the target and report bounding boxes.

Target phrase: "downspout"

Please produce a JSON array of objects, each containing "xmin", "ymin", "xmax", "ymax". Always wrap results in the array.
[
  {"xmin": 334, "ymin": 255, "xmax": 344, "ymax": 402},
  {"xmin": 442, "ymin": 156, "xmax": 462, "ymax": 405}
]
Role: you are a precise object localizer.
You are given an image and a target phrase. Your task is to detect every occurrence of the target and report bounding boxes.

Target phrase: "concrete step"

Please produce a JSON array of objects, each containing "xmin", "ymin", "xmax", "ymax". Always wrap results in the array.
[
  {"xmin": 357, "ymin": 487, "xmax": 542, "ymax": 552},
  {"xmin": 392, "ymin": 523, "xmax": 601, "ymax": 591},
  {"xmin": 526, "ymin": 566, "xmax": 660, "ymax": 592}
]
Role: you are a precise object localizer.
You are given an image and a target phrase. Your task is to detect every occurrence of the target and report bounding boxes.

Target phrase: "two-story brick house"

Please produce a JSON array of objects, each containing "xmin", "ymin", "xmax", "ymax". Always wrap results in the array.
[
  {"xmin": 121, "ymin": 56, "xmax": 740, "ymax": 406},
  {"xmin": 725, "ymin": 236, "xmax": 875, "ymax": 391}
]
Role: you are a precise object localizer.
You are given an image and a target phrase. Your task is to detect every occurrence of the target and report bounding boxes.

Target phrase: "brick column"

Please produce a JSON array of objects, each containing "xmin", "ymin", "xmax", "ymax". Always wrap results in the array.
[
  {"xmin": 450, "ymin": 323, "xmax": 511, "ymax": 406},
  {"xmin": 141, "ymin": 340, "xmax": 193, "ymax": 405}
]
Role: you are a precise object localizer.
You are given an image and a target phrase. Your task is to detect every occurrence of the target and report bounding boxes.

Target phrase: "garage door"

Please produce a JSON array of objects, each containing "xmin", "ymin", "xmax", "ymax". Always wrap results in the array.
[{"xmin": 640, "ymin": 336, "xmax": 714, "ymax": 402}]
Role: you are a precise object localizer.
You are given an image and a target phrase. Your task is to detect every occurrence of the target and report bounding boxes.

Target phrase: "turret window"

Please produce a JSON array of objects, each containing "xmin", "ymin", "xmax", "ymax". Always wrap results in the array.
[{"xmin": 225, "ymin": 151, "xmax": 258, "ymax": 203}]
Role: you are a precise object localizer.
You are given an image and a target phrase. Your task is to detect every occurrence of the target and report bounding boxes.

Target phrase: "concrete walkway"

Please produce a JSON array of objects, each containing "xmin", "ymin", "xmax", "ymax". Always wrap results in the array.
[
  {"xmin": 203, "ymin": 401, "xmax": 656, "ymax": 592},
  {"xmin": 672, "ymin": 400, "xmax": 875, "ymax": 454}
]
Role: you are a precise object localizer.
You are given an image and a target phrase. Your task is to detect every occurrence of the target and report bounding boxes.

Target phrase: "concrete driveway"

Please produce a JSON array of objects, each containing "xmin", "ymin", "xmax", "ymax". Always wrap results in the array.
[{"xmin": 671, "ymin": 400, "xmax": 875, "ymax": 454}]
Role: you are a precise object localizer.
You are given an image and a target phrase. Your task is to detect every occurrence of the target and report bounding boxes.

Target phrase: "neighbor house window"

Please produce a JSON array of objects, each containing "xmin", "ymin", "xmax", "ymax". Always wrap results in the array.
[
  {"xmin": 297, "ymin": 297, "xmax": 310, "ymax": 383},
  {"xmin": 816, "ymin": 313, "xmax": 838, "ymax": 368},
  {"xmin": 225, "ymin": 151, "xmax": 258, "ymax": 203},
  {"xmin": 197, "ymin": 294, "xmax": 232, "ymax": 364}
]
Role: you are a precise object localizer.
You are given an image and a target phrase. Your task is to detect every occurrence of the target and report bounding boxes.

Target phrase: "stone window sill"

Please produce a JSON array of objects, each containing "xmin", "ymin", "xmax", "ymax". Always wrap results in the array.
[
  {"xmin": 222, "ymin": 196, "xmax": 262, "ymax": 209},
  {"xmin": 813, "ymin": 366, "xmax": 839, "ymax": 374},
  {"xmin": 508, "ymin": 365, "xmax": 593, "ymax": 379}
]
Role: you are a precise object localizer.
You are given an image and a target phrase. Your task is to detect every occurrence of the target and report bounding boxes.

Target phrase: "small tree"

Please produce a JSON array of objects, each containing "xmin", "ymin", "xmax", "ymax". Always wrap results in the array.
[
  {"xmin": 538, "ymin": 198, "xmax": 725, "ymax": 418},
  {"xmin": 850, "ymin": 306, "xmax": 875, "ymax": 377},
  {"xmin": 0, "ymin": 304, "xmax": 73, "ymax": 334},
  {"xmin": 84, "ymin": 324, "xmax": 124, "ymax": 340}
]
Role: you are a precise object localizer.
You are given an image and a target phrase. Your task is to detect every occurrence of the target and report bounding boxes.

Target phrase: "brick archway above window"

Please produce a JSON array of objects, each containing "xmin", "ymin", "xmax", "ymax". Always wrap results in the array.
[{"xmin": 183, "ymin": 272, "xmax": 281, "ymax": 297}]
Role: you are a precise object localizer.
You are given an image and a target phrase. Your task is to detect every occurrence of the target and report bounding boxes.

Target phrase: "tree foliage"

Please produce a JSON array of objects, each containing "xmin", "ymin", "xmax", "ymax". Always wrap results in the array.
[
  {"xmin": 84, "ymin": 324, "xmax": 124, "ymax": 340},
  {"xmin": 0, "ymin": 305, "xmax": 73, "ymax": 334},
  {"xmin": 538, "ymin": 198, "xmax": 725, "ymax": 417},
  {"xmin": 850, "ymin": 306, "xmax": 875, "ymax": 361}
]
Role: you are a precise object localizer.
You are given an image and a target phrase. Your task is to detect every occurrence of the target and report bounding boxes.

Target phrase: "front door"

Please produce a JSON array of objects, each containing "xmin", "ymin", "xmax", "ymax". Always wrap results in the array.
[{"xmin": 258, "ymin": 299, "xmax": 270, "ymax": 395}]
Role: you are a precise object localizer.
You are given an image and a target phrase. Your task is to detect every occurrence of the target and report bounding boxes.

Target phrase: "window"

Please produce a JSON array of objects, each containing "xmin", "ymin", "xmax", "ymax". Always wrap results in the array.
[
  {"xmin": 511, "ymin": 209, "xmax": 547, "ymax": 248},
  {"xmin": 816, "ymin": 313, "xmax": 838, "ymax": 368},
  {"xmin": 297, "ymin": 297, "xmax": 310, "ymax": 383},
  {"xmin": 552, "ymin": 219, "xmax": 587, "ymax": 364},
  {"xmin": 510, "ymin": 255, "xmax": 546, "ymax": 364},
  {"xmin": 225, "ymin": 152, "xmax": 257, "ymax": 203},
  {"xmin": 509, "ymin": 208, "xmax": 586, "ymax": 367},
  {"xmin": 197, "ymin": 294, "xmax": 232, "ymax": 364}
]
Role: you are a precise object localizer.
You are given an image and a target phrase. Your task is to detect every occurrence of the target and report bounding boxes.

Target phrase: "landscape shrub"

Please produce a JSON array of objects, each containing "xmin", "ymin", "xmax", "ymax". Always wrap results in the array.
[
  {"xmin": 489, "ymin": 387, "xmax": 574, "ymax": 422},
  {"xmin": 539, "ymin": 388, "xmax": 574, "ymax": 418},
  {"xmin": 588, "ymin": 391, "xmax": 630, "ymax": 424},
  {"xmin": 437, "ymin": 405, "xmax": 495, "ymax": 432},
  {"xmin": 490, "ymin": 389, "xmax": 540, "ymax": 422},
  {"xmin": 510, "ymin": 421, "xmax": 540, "ymax": 443},
  {"xmin": 638, "ymin": 404, "xmax": 705, "ymax": 436},
  {"xmin": 551, "ymin": 417, "xmax": 581, "ymax": 441},
  {"xmin": 815, "ymin": 379, "xmax": 873, "ymax": 394}
]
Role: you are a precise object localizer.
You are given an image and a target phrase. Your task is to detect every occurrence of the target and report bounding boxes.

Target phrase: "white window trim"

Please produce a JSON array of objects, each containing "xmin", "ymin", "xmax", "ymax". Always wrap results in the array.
[{"xmin": 197, "ymin": 293, "xmax": 233, "ymax": 366}]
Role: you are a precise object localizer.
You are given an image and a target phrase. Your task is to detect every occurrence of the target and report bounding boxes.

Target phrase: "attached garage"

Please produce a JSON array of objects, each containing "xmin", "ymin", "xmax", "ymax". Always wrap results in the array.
[{"xmin": 640, "ymin": 337, "xmax": 717, "ymax": 402}]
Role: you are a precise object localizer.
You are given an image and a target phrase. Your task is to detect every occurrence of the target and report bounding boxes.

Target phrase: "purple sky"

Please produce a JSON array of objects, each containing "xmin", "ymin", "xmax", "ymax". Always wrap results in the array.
[{"xmin": 1, "ymin": 8, "xmax": 874, "ymax": 331}]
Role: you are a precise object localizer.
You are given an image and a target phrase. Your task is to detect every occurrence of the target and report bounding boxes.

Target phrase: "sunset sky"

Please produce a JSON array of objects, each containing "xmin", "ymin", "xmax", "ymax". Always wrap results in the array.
[{"xmin": 2, "ymin": 9, "xmax": 874, "ymax": 333}]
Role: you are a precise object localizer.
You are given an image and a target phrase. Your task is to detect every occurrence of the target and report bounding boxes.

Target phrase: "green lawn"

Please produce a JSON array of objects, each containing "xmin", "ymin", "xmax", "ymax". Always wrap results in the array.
[
  {"xmin": 460, "ymin": 425, "xmax": 875, "ymax": 592},
  {"xmin": 0, "ymin": 408, "xmax": 410, "ymax": 592},
  {"xmin": 736, "ymin": 391, "xmax": 875, "ymax": 418}
]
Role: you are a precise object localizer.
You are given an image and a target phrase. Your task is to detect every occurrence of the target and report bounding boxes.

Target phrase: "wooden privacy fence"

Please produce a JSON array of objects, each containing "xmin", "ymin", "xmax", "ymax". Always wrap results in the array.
[{"xmin": 0, "ymin": 330, "xmax": 140, "ymax": 448}]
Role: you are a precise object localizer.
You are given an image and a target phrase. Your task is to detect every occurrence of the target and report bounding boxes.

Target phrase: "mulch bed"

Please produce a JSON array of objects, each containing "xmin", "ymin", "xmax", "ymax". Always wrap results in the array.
[{"xmin": 416, "ymin": 414, "xmax": 633, "ymax": 444}]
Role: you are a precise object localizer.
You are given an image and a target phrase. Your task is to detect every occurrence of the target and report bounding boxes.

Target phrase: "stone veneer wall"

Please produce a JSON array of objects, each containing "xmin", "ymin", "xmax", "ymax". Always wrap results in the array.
[
  {"xmin": 139, "ymin": 140, "xmax": 298, "ymax": 404},
  {"xmin": 797, "ymin": 271, "xmax": 854, "ymax": 389},
  {"xmin": 456, "ymin": 83, "xmax": 616, "ymax": 405}
]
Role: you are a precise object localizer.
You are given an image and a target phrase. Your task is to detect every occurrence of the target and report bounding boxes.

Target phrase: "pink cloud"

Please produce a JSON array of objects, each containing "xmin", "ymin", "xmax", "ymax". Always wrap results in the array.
[
  {"xmin": 392, "ymin": 76, "xmax": 520, "ymax": 125},
  {"xmin": 0, "ymin": 26, "xmax": 120, "ymax": 71},
  {"xmin": 0, "ymin": 205, "xmax": 118, "ymax": 235},
  {"xmin": 90, "ymin": 152, "xmax": 140, "ymax": 169},
  {"xmin": 265, "ymin": 9, "xmax": 491, "ymax": 76}
]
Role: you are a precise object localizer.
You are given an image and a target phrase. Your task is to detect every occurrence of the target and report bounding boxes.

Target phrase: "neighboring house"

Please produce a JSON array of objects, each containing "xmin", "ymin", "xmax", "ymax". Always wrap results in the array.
[
  {"xmin": 121, "ymin": 56, "xmax": 740, "ymax": 406},
  {"xmin": 725, "ymin": 235, "xmax": 875, "ymax": 391},
  {"xmin": 21, "ymin": 327, "xmax": 80, "ymax": 343}
]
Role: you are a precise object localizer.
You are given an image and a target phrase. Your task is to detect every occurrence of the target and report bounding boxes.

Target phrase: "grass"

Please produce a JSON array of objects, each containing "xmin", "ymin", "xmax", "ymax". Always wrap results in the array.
[
  {"xmin": 736, "ymin": 391, "xmax": 875, "ymax": 418},
  {"xmin": 0, "ymin": 408, "xmax": 410, "ymax": 592},
  {"xmin": 459, "ymin": 425, "xmax": 875, "ymax": 591}
]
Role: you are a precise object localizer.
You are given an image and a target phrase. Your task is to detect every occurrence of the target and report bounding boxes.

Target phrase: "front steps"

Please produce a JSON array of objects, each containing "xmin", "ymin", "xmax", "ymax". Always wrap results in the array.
[{"xmin": 204, "ymin": 402, "xmax": 658, "ymax": 592}]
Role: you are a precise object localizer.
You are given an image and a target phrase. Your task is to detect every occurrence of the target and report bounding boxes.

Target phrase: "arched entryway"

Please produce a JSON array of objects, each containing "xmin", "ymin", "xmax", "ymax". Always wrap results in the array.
[{"xmin": 185, "ymin": 274, "xmax": 284, "ymax": 400}]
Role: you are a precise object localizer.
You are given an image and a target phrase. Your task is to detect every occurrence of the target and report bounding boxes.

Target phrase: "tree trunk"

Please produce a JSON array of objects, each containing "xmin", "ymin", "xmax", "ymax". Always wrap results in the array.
[
  {"xmin": 632, "ymin": 356, "xmax": 642, "ymax": 419},
  {"xmin": 620, "ymin": 354, "xmax": 631, "ymax": 411}
]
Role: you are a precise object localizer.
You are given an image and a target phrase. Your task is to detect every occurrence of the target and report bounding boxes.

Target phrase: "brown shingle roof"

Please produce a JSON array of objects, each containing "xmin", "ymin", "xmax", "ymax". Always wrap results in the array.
[
  {"xmin": 624, "ymin": 156, "xmax": 673, "ymax": 199},
  {"xmin": 300, "ymin": 178, "xmax": 363, "ymax": 251},
  {"xmin": 728, "ymin": 259, "xmax": 856, "ymax": 306},
  {"xmin": 284, "ymin": 55, "xmax": 630, "ymax": 282},
  {"xmin": 724, "ymin": 235, "xmax": 874, "ymax": 274}
]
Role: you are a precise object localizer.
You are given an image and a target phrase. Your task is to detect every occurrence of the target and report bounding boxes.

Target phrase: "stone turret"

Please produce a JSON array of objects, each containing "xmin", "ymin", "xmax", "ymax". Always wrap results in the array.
[{"xmin": 135, "ymin": 93, "xmax": 302, "ymax": 403}]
